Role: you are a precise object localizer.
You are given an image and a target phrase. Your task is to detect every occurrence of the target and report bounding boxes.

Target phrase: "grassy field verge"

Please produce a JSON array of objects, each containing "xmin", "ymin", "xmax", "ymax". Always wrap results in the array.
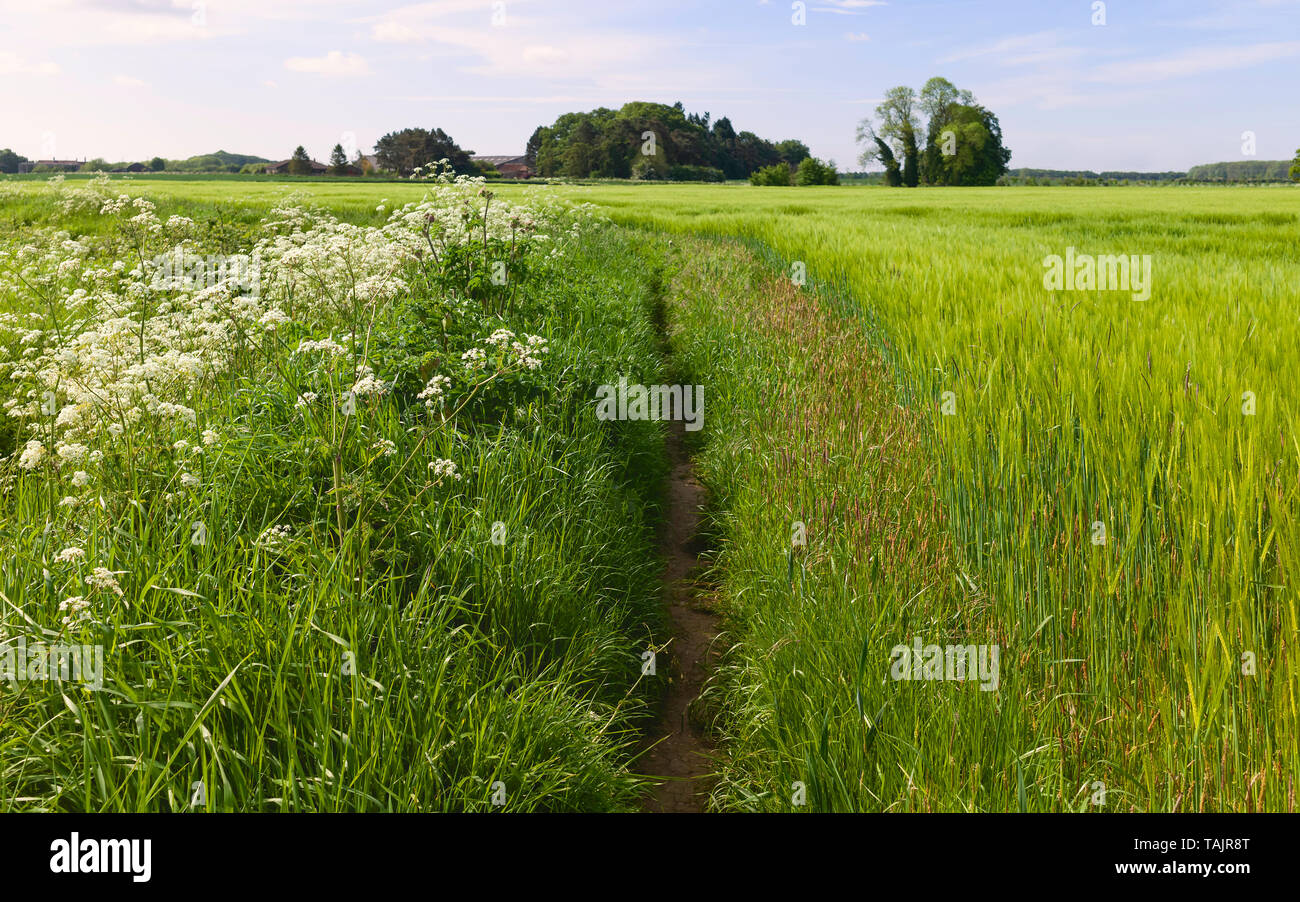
[{"xmin": 0, "ymin": 178, "xmax": 672, "ymax": 811}]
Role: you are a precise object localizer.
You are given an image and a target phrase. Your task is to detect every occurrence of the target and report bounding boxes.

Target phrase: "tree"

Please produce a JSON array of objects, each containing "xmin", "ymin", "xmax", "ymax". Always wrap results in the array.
[
  {"xmin": 526, "ymin": 101, "xmax": 804, "ymax": 182},
  {"xmin": 149, "ymin": 156, "xmax": 166, "ymax": 171},
  {"xmin": 284, "ymin": 146, "xmax": 313, "ymax": 175},
  {"xmin": 1291, "ymin": 148, "xmax": 1300, "ymax": 182},
  {"xmin": 750, "ymin": 163, "xmax": 791, "ymax": 186},
  {"xmin": 0, "ymin": 148, "xmax": 29, "ymax": 173},
  {"xmin": 80, "ymin": 158, "xmax": 111, "ymax": 172},
  {"xmin": 327, "ymin": 143, "xmax": 348, "ymax": 175},
  {"xmin": 775, "ymin": 139, "xmax": 812, "ymax": 167},
  {"xmin": 859, "ymin": 78, "xmax": 1010, "ymax": 187},
  {"xmin": 563, "ymin": 118, "xmax": 599, "ymax": 177},
  {"xmin": 796, "ymin": 157, "xmax": 839, "ymax": 186},
  {"xmin": 373, "ymin": 128, "xmax": 474, "ymax": 177},
  {"xmin": 856, "ymin": 122, "xmax": 902, "ymax": 186},
  {"xmin": 869, "ymin": 86, "xmax": 921, "ymax": 187}
]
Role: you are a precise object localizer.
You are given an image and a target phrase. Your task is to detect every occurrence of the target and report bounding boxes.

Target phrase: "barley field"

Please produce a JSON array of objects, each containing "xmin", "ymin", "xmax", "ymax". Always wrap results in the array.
[{"xmin": 1, "ymin": 175, "xmax": 1296, "ymax": 812}]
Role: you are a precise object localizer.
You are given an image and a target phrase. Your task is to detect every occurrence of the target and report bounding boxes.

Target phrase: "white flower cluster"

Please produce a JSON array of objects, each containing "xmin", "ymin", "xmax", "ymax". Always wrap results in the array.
[
  {"xmin": 429, "ymin": 458, "xmax": 461, "ymax": 482},
  {"xmin": 255, "ymin": 524, "xmax": 294, "ymax": 552},
  {"xmin": 416, "ymin": 374, "xmax": 450, "ymax": 409}
]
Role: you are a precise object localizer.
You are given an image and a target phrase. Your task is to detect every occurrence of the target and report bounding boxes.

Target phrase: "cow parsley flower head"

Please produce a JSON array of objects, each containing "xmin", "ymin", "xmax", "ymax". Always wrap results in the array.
[
  {"xmin": 416, "ymin": 374, "xmax": 450, "ymax": 409},
  {"xmin": 85, "ymin": 567, "xmax": 124, "ymax": 597},
  {"xmin": 429, "ymin": 458, "xmax": 461, "ymax": 482},
  {"xmin": 54, "ymin": 546, "xmax": 85, "ymax": 564}
]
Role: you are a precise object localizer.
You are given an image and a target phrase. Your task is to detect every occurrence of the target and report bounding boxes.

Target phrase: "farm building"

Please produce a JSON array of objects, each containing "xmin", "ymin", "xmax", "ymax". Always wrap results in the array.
[
  {"xmin": 265, "ymin": 158, "xmax": 328, "ymax": 175},
  {"xmin": 17, "ymin": 159, "xmax": 84, "ymax": 173},
  {"xmin": 472, "ymin": 155, "xmax": 533, "ymax": 179}
]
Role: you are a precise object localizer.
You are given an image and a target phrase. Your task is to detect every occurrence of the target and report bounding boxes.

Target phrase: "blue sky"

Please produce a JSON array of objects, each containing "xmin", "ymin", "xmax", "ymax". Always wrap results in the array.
[{"xmin": 2, "ymin": 0, "xmax": 1297, "ymax": 170}]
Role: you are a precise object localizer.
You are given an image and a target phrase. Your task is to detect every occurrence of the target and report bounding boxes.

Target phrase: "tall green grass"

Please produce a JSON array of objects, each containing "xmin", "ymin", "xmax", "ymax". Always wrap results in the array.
[
  {"xmin": 0, "ymin": 185, "xmax": 672, "ymax": 811},
  {"xmin": 636, "ymin": 185, "xmax": 1299, "ymax": 812}
]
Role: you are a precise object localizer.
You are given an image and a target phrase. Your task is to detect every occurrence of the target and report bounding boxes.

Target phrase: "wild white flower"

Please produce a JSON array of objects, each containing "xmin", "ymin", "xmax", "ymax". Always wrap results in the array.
[
  {"xmin": 180, "ymin": 472, "xmax": 201, "ymax": 488},
  {"xmin": 201, "ymin": 429, "xmax": 219, "ymax": 446},
  {"xmin": 372, "ymin": 438, "xmax": 397, "ymax": 457},
  {"xmin": 512, "ymin": 334, "xmax": 548, "ymax": 370},
  {"xmin": 350, "ymin": 364, "xmax": 388, "ymax": 398},
  {"xmin": 255, "ymin": 524, "xmax": 293, "ymax": 552},
  {"xmin": 295, "ymin": 392, "xmax": 319, "ymax": 408},
  {"xmin": 416, "ymin": 374, "xmax": 450, "ymax": 409},
  {"xmin": 58, "ymin": 595, "xmax": 91, "ymax": 627},
  {"xmin": 53, "ymin": 546, "xmax": 86, "ymax": 564},
  {"xmin": 55, "ymin": 442, "xmax": 90, "ymax": 463},
  {"xmin": 461, "ymin": 347, "xmax": 485, "ymax": 368},
  {"xmin": 294, "ymin": 338, "xmax": 348, "ymax": 357},
  {"xmin": 18, "ymin": 440, "xmax": 45, "ymax": 469},
  {"xmin": 485, "ymin": 328, "xmax": 515, "ymax": 349},
  {"xmin": 429, "ymin": 458, "xmax": 461, "ymax": 481},
  {"xmin": 71, "ymin": 470, "xmax": 91, "ymax": 487},
  {"xmin": 85, "ymin": 567, "xmax": 124, "ymax": 597}
]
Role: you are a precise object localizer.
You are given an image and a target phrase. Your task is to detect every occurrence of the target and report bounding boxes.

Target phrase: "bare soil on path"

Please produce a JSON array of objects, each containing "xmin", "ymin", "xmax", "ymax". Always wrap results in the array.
[{"xmin": 638, "ymin": 418, "xmax": 720, "ymax": 813}]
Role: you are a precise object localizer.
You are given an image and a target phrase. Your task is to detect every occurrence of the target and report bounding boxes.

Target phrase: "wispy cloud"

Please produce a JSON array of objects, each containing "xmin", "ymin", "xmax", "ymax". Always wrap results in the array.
[
  {"xmin": 284, "ymin": 50, "xmax": 373, "ymax": 77},
  {"xmin": 0, "ymin": 51, "xmax": 59, "ymax": 75},
  {"xmin": 1088, "ymin": 40, "xmax": 1300, "ymax": 83},
  {"xmin": 813, "ymin": 0, "xmax": 888, "ymax": 12}
]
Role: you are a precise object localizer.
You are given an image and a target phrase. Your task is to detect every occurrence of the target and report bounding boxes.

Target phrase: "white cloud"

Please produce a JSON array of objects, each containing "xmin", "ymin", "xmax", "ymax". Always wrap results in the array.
[
  {"xmin": 0, "ymin": 51, "xmax": 59, "ymax": 75},
  {"xmin": 938, "ymin": 31, "xmax": 1065, "ymax": 65},
  {"xmin": 814, "ymin": 0, "xmax": 887, "ymax": 11},
  {"xmin": 283, "ymin": 51, "xmax": 372, "ymax": 77},
  {"xmin": 112, "ymin": 74, "xmax": 148, "ymax": 88},
  {"xmin": 1089, "ymin": 41, "xmax": 1300, "ymax": 83},
  {"xmin": 845, "ymin": 32, "xmax": 871, "ymax": 42}
]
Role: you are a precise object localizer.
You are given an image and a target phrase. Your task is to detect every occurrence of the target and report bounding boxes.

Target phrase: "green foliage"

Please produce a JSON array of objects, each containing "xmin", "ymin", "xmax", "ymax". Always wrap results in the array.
[
  {"xmin": 528, "ymin": 100, "xmax": 807, "ymax": 180},
  {"xmin": 328, "ymin": 143, "xmax": 348, "ymax": 175},
  {"xmin": 164, "ymin": 150, "xmax": 271, "ymax": 173},
  {"xmin": 795, "ymin": 157, "xmax": 839, "ymax": 186},
  {"xmin": 0, "ymin": 187, "xmax": 671, "ymax": 811},
  {"xmin": 1186, "ymin": 159, "xmax": 1295, "ymax": 182},
  {"xmin": 374, "ymin": 127, "xmax": 474, "ymax": 177},
  {"xmin": 860, "ymin": 78, "xmax": 1010, "ymax": 187},
  {"xmin": 1292, "ymin": 149, "xmax": 1300, "ymax": 182},
  {"xmin": 749, "ymin": 164, "xmax": 792, "ymax": 186},
  {"xmin": 286, "ymin": 145, "xmax": 314, "ymax": 176},
  {"xmin": 587, "ymin": 181, "xmax": 1300, "ymax": 813},
  {"xmin": 0, "ymin": 148, "xmax": 28, "ymax": 173}
]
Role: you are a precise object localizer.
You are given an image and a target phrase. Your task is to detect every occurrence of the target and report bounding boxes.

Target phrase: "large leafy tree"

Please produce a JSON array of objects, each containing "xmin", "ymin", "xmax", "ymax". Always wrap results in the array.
[
  {"xmin": 526, "ymin": 101, "xmax": 803, "ymax": 180},
  {"xmin": 860, "ymin": 78, "xmax": 1011, "ymax": 187},
  {"xmin": 0, "ymin": 148, "xmax": 29, "ymax": 173},
  {"xmin": 373, "ymin": 127, "xmax": 474, "ymax": 177},
  {"xmin": 1291, "ymin": 147, "xmax": 1300, "ymax": 182},
  {"xmin": 868, "ymin": 86, "xmax": 921, "ymax": 187}
]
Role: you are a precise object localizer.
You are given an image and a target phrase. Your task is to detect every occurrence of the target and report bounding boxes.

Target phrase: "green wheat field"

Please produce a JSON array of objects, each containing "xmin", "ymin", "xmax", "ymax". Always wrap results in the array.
[{"xmin": 1, "ymin": 174, "xmax": 1296, "ymax": 812}]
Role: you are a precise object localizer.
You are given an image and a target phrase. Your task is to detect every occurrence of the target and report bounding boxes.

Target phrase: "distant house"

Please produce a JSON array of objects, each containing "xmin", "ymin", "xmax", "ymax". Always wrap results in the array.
[
  {"xmin": 265, "ymin": 158, "xmax": 329, "ymax": 175},
  {"xmin": 265, "ymin": 157, "xmax": 362, "ymax": 176},
  {"xmin": 472, "ymin": 155, "xmax": 533, "ymax": 179},
  {"xmin": 17, "ymin": 159, "xmax": 84, "ymax": 174},
  {"xmin": 111, "ymin": 162, "xmax": 147, "ymax": 173}
]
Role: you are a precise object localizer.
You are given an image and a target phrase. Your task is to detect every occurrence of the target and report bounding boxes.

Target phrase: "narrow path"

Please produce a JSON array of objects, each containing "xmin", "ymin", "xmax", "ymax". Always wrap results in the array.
[{"xmin": 639, "ymin": 419, "xmax": 720, "ymax": 813}]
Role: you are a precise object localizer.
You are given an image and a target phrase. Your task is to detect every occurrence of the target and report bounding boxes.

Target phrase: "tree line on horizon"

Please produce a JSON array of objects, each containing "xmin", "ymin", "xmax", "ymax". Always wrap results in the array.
[{"xmin": 524, "ymin": 101, "xmax": 824, "ymax": 181}]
